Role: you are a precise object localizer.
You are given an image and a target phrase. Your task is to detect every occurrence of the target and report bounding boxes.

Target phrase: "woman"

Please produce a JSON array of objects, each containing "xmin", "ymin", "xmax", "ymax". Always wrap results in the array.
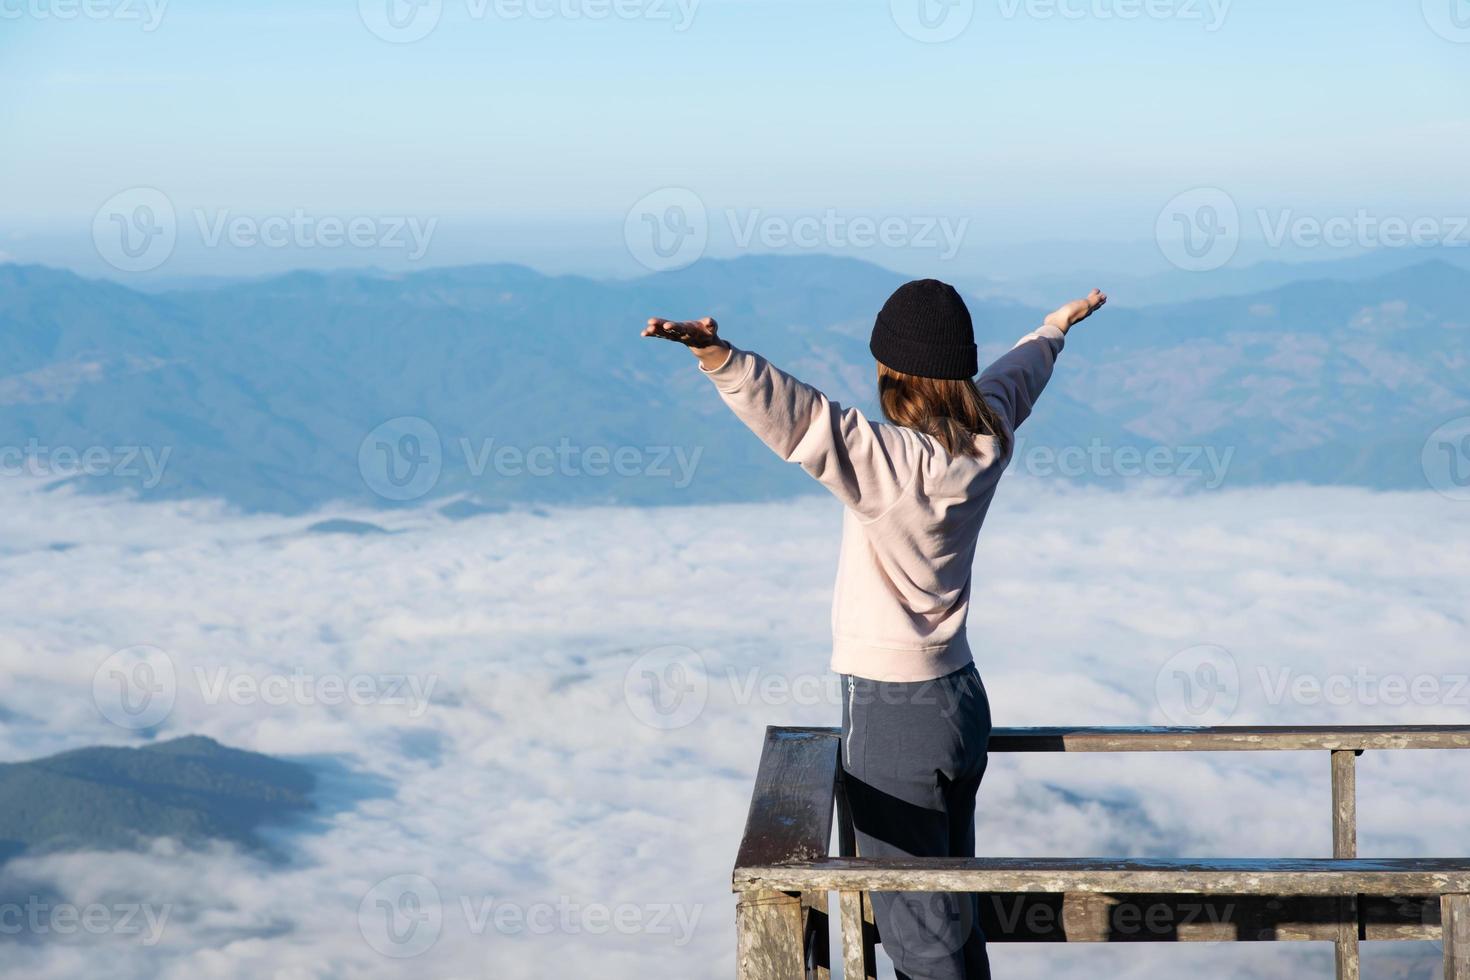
[{"xmin": 642, "ymin": 279, "xmax": 1107, "ymax": 979}]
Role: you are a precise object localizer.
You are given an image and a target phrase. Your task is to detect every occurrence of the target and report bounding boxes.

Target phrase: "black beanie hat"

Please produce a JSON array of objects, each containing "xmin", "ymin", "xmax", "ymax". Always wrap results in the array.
[{"xmin": 869, "ymin": 279, "xmax": 978, "ymax": 380}]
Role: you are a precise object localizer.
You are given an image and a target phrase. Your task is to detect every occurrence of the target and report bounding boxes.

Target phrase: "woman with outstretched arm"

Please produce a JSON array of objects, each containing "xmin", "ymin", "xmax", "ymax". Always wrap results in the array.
[{"xmin": 642, "ymin": 280, "xmax": 1107, "ymax": 980}]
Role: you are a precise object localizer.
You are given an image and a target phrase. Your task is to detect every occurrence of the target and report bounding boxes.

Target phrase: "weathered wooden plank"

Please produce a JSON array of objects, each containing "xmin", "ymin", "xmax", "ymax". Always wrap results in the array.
[
  {"xmin": 1332, "ymin": 750, "xmax": 1361, "ymax": 980},
  {"xmin": 794, "ymin": 725, "xmax": 1470, "ymax": 753},
  {"xmin": 737, "ymin": 857, "xmax": 1470, "ymax": 896},
  {"xmin": 975, "ymin": 893, "xmax": 1438, "ymax": 942},
  {"xmin": 737, "ymin": 890, "xmax": 806, "ymax": 980},
  {"xmin": 838, "ymin": 891, "xmax": 873, "ymax": 980},
  {"xmin": 992, "ymin": 726, "xmax": 1470, "ymax": 753},
  {"xmin": 1446, "ymin": 895, "xmax": 1470, "ymax": 980},
  {"xmin": 733, "ymin": 728, "xmax": 840, "ymax": 874},
  {"xmin": 1332, "ymin": 751, "xmax": 1358, "ymax": 858}
]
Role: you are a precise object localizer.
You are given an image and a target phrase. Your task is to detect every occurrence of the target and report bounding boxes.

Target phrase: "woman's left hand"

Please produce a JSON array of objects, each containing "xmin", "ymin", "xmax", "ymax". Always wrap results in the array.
[{"xmin": 1043, "ymin": 289, "xmax": 1108, "ymax": 334}]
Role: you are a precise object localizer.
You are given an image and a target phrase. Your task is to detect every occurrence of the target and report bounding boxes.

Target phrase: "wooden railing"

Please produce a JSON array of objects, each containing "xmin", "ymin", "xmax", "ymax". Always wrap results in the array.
[{"xmin": 731, "ymin": 725, "xmax": 1470, "ymax": 980}]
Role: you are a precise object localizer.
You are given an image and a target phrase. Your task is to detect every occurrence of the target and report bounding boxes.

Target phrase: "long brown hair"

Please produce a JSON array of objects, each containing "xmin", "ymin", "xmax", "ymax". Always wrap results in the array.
[{"xmin": 876, "ymin": 362, "xmax": 1010, "ymax": 458}]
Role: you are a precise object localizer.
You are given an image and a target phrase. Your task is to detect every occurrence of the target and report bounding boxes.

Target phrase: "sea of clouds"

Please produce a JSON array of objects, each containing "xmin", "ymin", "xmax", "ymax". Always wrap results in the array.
[{"xmin": 0, "ymin": 475, "xmax": 1466, "ymax": 979}]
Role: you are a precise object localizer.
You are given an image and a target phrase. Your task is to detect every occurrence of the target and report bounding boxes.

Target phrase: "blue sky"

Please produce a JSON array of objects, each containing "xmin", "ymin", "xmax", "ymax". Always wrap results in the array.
[{"xmin": 1, "ymin": 0, "xmax": 1466, "ymax": 277}]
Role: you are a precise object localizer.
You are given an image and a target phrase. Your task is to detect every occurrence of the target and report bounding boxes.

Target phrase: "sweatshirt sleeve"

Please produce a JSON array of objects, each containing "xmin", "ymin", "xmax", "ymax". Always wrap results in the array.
[
  {"xmin": 698, "ymin": 345, "xmax": 917, "ymax": 521},
  {"xmin": 976, "ymin": 323, "xmax": 1067, "ymax": 434}
]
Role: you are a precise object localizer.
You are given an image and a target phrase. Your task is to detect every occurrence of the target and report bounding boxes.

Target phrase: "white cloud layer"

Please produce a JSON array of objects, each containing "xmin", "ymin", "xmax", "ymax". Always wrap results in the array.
[{"xmin": 0, "ymin": 476, "xmax": 1466, "ymax": 978}]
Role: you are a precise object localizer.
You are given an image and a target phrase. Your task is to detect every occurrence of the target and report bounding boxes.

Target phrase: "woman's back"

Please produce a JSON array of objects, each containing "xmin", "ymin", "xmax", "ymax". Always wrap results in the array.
[{"xmin": 695, "ymin": 321, "xmax": 1068, "ymax": 683}]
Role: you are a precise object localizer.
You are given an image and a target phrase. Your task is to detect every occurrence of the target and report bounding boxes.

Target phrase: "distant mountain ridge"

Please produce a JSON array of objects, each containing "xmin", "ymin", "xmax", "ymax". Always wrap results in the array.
[
  {"xmin": 0, "ymin": 736, "xmax": 314, "ymax": 860},
  {"xmin": 0, "ymin": 255, "xmax": 1465, "ymax": 512}
]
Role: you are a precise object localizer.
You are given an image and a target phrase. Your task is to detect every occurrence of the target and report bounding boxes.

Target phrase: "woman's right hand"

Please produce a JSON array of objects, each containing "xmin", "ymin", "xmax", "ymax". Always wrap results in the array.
[
  {"xmin": 643, "ymin": 316, "xmax": 733, "ymax": 371},
  {"xmin": 1044, "ymin": 289, "xmax": 1108, "ymax": 334}
]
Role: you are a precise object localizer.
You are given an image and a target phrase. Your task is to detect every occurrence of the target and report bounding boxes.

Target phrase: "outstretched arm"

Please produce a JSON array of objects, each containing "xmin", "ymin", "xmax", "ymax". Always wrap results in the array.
[
  {"xmin": 642, "ymin": 316, "xmax": 916, "ymax": 521},
  {"xmin": 978, "ymin": 289, "xmax": 1107, "ymax": 435}
]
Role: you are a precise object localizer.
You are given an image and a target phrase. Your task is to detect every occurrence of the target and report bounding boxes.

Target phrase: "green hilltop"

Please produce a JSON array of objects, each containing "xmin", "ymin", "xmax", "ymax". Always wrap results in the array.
[{"xmin": 0, "ymin": 735, "xmax": 315, "ymax": 860}]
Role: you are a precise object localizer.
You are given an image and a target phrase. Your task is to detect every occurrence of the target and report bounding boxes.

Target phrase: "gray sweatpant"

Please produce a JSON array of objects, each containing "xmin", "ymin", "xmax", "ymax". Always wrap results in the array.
[{"xmin": 840, "ymin": 663, "xmax": 992, "ymax": 980}]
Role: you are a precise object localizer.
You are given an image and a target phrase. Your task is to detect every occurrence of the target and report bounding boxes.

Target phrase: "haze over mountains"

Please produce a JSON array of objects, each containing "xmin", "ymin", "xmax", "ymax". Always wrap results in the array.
[{"xmin": 0, "ymin": 254, "xmax": 1465, "ymax": 514}]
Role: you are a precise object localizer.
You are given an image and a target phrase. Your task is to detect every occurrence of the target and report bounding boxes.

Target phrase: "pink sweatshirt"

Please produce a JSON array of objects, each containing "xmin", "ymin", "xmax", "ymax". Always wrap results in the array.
[{"xmin": 699, "ymin": 323, "xmax": 1067, "ymax": 683}]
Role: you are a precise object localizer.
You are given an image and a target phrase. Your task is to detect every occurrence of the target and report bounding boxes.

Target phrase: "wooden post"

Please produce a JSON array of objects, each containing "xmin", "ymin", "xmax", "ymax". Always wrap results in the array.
[
  {"xmin": 839, "ymin": 891, "xmax": 876, "ymax": 980},
  {"xmin": 1331, "ymin": 749, "xmax": 1360, "ymax": 980},
  {"xmin": 861, "ymin": 892, "xmax": 878, "ymax": 977},
  {"xmin": 1446, "ymin": 895, "xmax": 1470, "ymax": 980},
  {"xmin": 737, "ymin": 890, "xmax": 807, "ymax": 980},
  {"xmin": 733, "ymin": 729, "xmax": 842, "ymax": 979}
]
